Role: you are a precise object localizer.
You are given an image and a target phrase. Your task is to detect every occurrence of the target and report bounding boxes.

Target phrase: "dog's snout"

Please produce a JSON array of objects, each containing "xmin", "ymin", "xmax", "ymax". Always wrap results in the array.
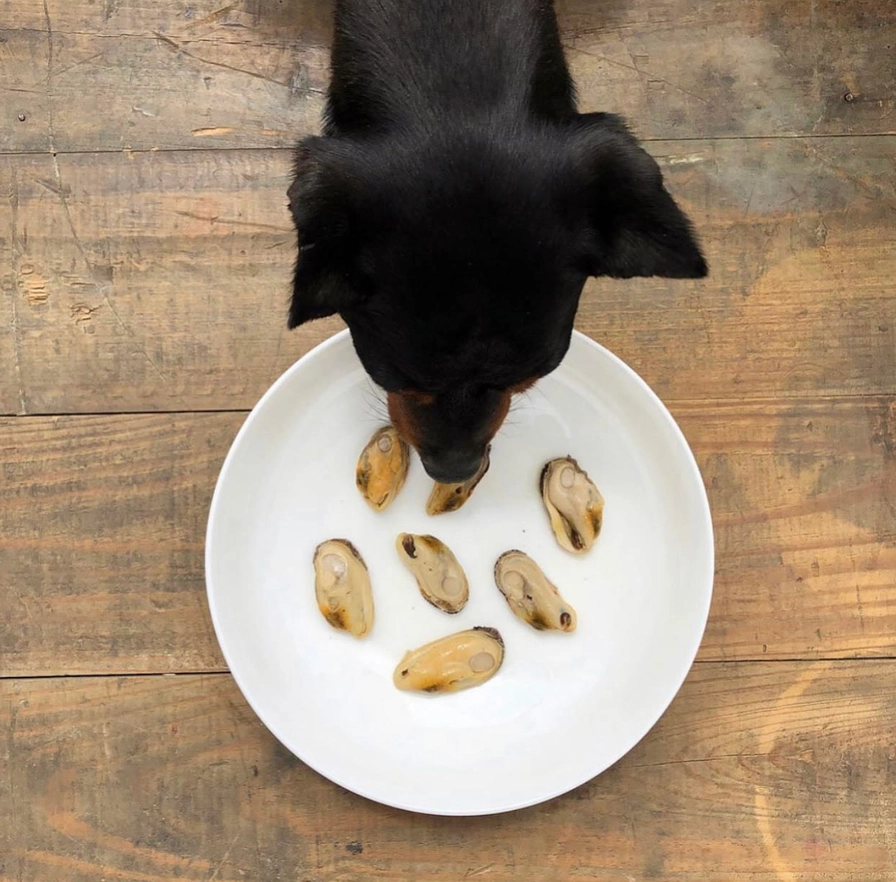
[
  {"xmin": 387, "ymin": 387, "xmax": 509, "ymax": 483},
  {"xmin": 420, "ymin": 451, "xmax": 484, "ymax": 484}
]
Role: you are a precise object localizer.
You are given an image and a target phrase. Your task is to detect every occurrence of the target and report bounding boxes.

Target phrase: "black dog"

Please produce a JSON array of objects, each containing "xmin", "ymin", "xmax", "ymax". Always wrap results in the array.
[{"xmin": 287, "ymin": 0, "xmax": 706, "ymax": 483}]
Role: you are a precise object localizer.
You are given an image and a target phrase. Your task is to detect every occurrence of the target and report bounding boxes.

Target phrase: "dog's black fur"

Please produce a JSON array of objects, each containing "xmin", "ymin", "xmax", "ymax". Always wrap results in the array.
[{"xmin": 287, "ymin": 0, "xmax": 706, "ymax": 483}]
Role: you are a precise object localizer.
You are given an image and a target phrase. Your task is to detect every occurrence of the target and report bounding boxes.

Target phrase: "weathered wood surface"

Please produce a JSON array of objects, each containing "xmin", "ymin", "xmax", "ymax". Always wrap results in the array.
[
  {"xmin": 678, "ymin": 398, "xmax": 896, "ymax": 661},
  {"xmin": 2, "ymin": 400, "xmax": 894, "ymax": 677},
  {"xmin": 2, "ymin": 135, "xmax": 894, "ymax": 415},
  {"xmin": 2, "ymin": 662, "xmax": 895, "ymax": 881},
  {"xmin": 564, "ymin": 0, "xmax": 896, "ymax": 139},
  {"xmin": 0, "ymin": 148, "xmax": 342, "ymax": 415},
  {"xmin": 2, "ymin": 0, "xmax": 893, "ymax": 155},
  {"xmin": 3, "ymin": 0, "xmax": 896, "ymax": 875},
  {"xmin": 0, "ymin": 413, "xmax": 230, "ymax": 677}
]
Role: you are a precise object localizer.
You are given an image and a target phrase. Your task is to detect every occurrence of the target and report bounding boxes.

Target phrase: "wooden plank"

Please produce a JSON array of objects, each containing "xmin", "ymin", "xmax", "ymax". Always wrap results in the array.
[
  {"xmin": 0, "ymin": 170, "xmax": 24, "ymax": 414},
  {"xmin": 0, "ymin": 413, "xmax": 232, "ymax": 676},
  {"xmin": 0, "ymin": 1, "xmax": 330, "ymax": 155},
  {"xmin": 563, "ymin": 0, "xmax": 896, "ymax": 140},
  {"xmin": 0, "ymin": 0, "xmax": 334, "ymax": 42},
  {"xmin": 580, "ymin": 135, "xmax": 896, "ymax": 404},
  {"xmin": 672, "ymin": 399, "xmax": 896, "ymax": 661},
  {"xmin": 0, "ymin": 149, "xmax": 343, "ymax": 415},
  {"xmin": 2, "ymin": 663, "xmax": 894, "ymax": 880},
  {"xmin": 1, "ymin": 0, "xmax": 893, "ymax": 154},
  {"xmin": 1, "ymin": 135, "xmax": 894, "ymax": 414},
  {"xmin": 2, "ymin": 402, "xmax": 894, "ymax": 677}
]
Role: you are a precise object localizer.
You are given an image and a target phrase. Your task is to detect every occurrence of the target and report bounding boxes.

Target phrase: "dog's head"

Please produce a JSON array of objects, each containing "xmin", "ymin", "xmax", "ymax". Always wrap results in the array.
[{"xmin": 287, "ymin": 114, "xmax": 706, "ymax": 482}]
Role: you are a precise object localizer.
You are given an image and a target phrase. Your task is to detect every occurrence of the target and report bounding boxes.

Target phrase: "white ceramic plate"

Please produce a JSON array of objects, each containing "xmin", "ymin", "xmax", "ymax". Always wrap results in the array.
[{"xmin": 205, "ymin": 329, "xmax": 713, "ymax": 816}]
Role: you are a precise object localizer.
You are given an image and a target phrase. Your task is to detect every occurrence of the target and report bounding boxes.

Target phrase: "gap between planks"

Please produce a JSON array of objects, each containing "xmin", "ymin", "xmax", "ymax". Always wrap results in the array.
[
  {"xmin": 4, "ymin": 657, "xmax": 896, "ymax": 684},
  {"xmin": 0, "ymin": 128, "xmax": 894, "ymax": 161},
  {"xmin": 2, "ymin": 391, "xmax": 896, "ymax": 420}
]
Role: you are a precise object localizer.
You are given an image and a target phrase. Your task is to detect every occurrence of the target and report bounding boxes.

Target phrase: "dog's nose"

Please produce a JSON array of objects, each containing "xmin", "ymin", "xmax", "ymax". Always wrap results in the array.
[{"xmin": 420, "ymin": 451, "xmax": 484, "ymax": 484}]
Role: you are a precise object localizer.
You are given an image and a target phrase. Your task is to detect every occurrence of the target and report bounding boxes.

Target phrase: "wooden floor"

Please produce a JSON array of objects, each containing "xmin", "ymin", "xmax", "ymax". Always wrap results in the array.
[{"xmin": 2, "ymin": 0, "xmax": 895, "ymax": 878}]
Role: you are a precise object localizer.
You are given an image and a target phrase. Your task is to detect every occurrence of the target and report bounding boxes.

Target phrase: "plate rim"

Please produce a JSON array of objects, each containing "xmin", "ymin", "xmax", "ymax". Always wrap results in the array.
[{"xmin": 205, "ymin": 328, "xmax": 714, "ymax": 816}]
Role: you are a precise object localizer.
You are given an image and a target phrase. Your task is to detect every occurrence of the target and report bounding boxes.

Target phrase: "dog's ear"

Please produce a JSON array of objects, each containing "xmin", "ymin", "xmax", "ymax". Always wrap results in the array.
[
  {"xmin": 569, "ymin": 113, "xmax": 707, "ymax": 280},
  {"xmin": 286, "ymin": 138, "xmax": 364, "ymax": 328}
]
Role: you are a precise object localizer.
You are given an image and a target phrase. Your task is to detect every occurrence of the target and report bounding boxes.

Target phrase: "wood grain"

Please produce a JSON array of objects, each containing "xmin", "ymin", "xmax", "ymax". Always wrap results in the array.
[
  {"xmin": 1, "ymin": 0, "xmax": 894, "ymax": 876},
  {"xmin": 0, "ymin": 413, "xmax": 232, "ymax": 677},
  {"xmin": 563, "ymin": 0, "xmax": 896, "ymax": 140},
  {"xmin": 2, "ymin": 135, "xmax": 894, "ymax": 415},
  {"xmin": 2, "ymin": 401, "xmax": 894, "ymax": 677},
  {"xmin": 0, "ymin": 0, "xmax": 329, "ymax": 156},
  {"xmin": 2, "ymin": 0, "xmax": 893, "ymax": 154},
  {"xmin": 0, "ymin": 262, "xmax": 23, "ymax": 417},
  {"xmin": 0, "ymin": 0, "xmax": 894, "ymax": 876},
  {"xmin": 673, "ymin": 398, "xmax": 896, "ymax": 661},
  {"xmin": 2, "ymin": 662, "xmax": 894, "ymax": 881},
  {"xmin": 0, "ymin": 148, "xmax": 342, "ymax": 415}
]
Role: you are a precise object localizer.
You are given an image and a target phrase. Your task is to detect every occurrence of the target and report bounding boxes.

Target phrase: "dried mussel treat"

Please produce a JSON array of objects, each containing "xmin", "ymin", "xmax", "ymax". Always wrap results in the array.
[
  {"xmin": 396, "ymin": 533, "xmax": 469, "ymax": 614},
  {"xmin": 393, "ymin": 627, "xmax": 505, "ymax": 693},
  {"xmin": 494, "ymin": 550, "xmax": 577, "ymax": 632},
  {"xmin": 426, "ymin": 447, "xmax": 491, "ymax": 515},
  {"xmin": 356, "ymin": 425, "xmax": 410, "ymax": 512},
  {"xmin": 540, "ymin": 456, "xmax": 604, "ymax": 553},
  {"xmin": 313, "ymin": 539, "xmax": 374, "ymax": 637}
]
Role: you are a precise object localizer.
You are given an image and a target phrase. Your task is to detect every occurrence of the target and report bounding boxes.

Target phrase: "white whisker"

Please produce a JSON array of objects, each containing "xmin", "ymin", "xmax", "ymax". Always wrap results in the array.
[{"xmin": 360, "ymin": 378, "xmax": 389, "ymax": 425}]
